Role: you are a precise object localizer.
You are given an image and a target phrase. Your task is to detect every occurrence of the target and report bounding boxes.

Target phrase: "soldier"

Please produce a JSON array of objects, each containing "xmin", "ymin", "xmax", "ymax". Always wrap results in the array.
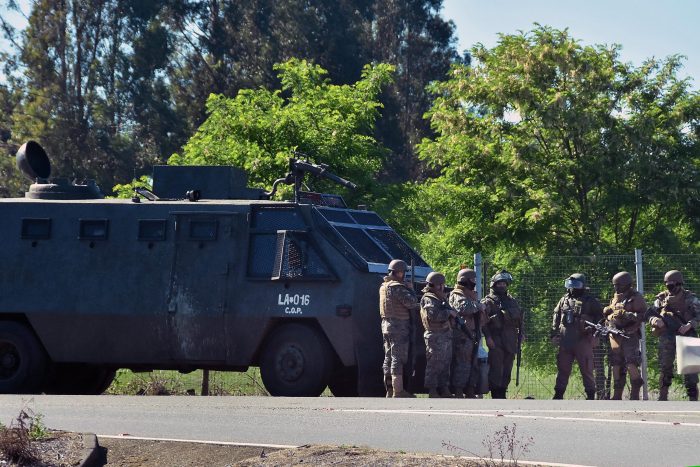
[
  {"xmin": 604, "ymin": 271, "xmax": 646, "ymax": 400},
  {"xmin": 482, "ymin": 270, "xmax": 523, "ymax": 399},
  {"xmin": 379, "ymin": 259, "xmax": 420, "ymax": 398},
  {"xmin": 449, "ymin": 268, "xmax": 492, "ymax": 398},
  {"xmin": 550, "ymin": 273, "xmax": 604, "ymax": 400},
  {"xmin": 646, "ymin": 270, "xmax": 700, "ymax": 401},
  {"xmin": 421, "ymin": 271, "xmax": 457, "ymax": 398}
]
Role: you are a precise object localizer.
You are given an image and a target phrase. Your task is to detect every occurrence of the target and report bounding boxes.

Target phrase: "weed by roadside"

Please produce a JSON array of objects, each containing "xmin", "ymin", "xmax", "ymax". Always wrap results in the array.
[
  {"xmin": 0, "ymin": 407, "xmax": 49, "ymax": 464},
  {"xmin": 443, "ymin": 423, "xmax": 534, "ymax": 466}
]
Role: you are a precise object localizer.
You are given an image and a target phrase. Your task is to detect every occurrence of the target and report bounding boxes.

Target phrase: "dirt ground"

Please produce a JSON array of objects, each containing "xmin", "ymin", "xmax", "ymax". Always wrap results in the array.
[{"xmin": 2, "ymin": 435, "xmax": 500, "ymax": 466}]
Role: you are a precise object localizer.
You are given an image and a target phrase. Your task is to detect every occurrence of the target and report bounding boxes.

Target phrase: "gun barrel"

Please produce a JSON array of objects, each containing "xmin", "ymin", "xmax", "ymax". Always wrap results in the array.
[{"xmin": 291, "ymin": 159, "xmax": 357, "ymax": 190}]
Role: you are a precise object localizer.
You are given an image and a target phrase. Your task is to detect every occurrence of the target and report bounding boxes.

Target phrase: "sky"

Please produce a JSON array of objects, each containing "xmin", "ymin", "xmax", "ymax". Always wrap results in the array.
[
  {"xmin": 442, "ymin": 0, "xmax": 699, "ymax": 87},
  {"xmin": 1, "ymin": 0, "xmax": 698, "ymax": 87}
]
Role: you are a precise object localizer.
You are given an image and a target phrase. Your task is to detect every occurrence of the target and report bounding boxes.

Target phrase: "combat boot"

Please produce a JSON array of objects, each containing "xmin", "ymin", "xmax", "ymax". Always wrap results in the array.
[
  {"xmin": 612, "ymin": 387, "xmax": 623, "ymax": 400},
  {"xmin": 687, "ymin": 385, "xmax": 698, "ymax": 401},
  {"xmin": 630, "ymin": 379, "xmax": 643, "ymax": 401},
  {"xmin": 464, "ymin": 387, "xmax": 475, "ymax": 399},
  {"xmin": 585, "ymin": 390, "xmax": 595, "ymax": 400},
  {"xmin": 552, "ymin": 389, "xmax": 564, "ymax": 400},
  {"xmin": 391, "ymin": 375, "xmax": 415, "ymax": 398},
  {"xmin": 384, "ymin": 374, "xmax": 393, "ymax": 398},
  {"xmin": 658, "ymin": 386, "xmax": 669, "ymax": 401},
  {"xmin": 428, "ymin": 388, "xmax": 440, "ymax": 398},
  {"xmin": 453, "ymin": 389, "xmax": 465, "ymax": 399},
  {"xmin": 438, "ymin": 387, "xmax": 453, "ymax": 398}
]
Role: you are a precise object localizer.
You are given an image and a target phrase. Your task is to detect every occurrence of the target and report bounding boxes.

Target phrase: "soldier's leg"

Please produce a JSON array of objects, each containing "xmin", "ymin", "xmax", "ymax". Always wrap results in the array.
[
  {"xmin": 623, "ymin": 337, "xmax": 643, "ymax": 400},
  {"xmin": 488, "ymin": 346, "xmax": 505, "ymax": 398},
  {"xmin": 451, "ymin": 336, "xmax": 470, "ymax": 398},
  {"xmin": 381, "ymin": 320, "xmax": 393, "ymax": 397},
  {"xmin": 501, "ymin": 351, "xmax": 516, "ymax": 398},
  {"xmin": 554, "ymin": 346, "xmax": 574, "ymax": 399},
  {"xmin": 683, "ymin": 373, "xmax": 699, "ymax": 401},
  {"xmin": 424, "ymin": 332, "xmax": 440, "ymax": 397},
  {"xmin": 437, "ymin": 332, "xmax": 453, "ymax": 397},
  {"xmin": 658, "ymin": 336, "xmax": 675, "ymax": 401},
  {"xmin": 390, "ymin": 320, "xmax": 414, "ymax": 398},
  {"xmin": 609, "ymin": 345, "xmax": 625, "ymax": 400},
  {"xmin": 576, "ymin": 339, "xmax": 596, "ymax": 400}
]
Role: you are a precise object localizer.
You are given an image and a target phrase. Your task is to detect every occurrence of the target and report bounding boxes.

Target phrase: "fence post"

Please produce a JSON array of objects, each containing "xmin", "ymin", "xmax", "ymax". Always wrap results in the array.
[
  {"xmin": 635, "ymin": 248, "xmax": 649, "ymax": 400},
  {"xmin": 474, "ymin": 252, "xmax": 483, "ymax": 300}
]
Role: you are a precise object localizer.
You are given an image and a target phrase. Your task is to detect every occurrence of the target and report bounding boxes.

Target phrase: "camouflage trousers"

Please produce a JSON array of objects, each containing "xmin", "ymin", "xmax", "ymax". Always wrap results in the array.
[
  {"xmin": 658, "ymin": 333, "xmax": 699, "ymax": 395},
  {"xmin": 555, "ymin": 337, "xmax": 596, "ymax": 394},
  {"xmin": 424, "ymin": 329, "xmax": 452, "ymax": 389},
  {"xmin": 382, "ymin": 318, "xmax": 411, "ymax": 377},
  {"xmin": 451, "ymin": 332, "xmax": 476, "ymax": 390}
]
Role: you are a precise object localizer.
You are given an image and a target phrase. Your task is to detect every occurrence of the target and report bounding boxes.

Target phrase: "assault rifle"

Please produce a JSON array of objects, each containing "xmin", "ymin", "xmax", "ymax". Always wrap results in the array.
[
  {"xmin": 516, "ymin": 309, "xmax": 524, "ymax": 386},
  {"xmin": 646, "ymin": 305, "xmax": 689, "ymax": 335},
  {"xmin": 584, "ymin": 320, "xmax": 629, "ymax": 339}
]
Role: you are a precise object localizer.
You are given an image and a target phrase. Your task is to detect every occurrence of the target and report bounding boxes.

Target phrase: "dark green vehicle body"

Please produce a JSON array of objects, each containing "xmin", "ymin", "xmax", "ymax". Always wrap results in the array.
[{"xmin": 0, "ymin": 146, "xmax": 431, "ymax": 396}]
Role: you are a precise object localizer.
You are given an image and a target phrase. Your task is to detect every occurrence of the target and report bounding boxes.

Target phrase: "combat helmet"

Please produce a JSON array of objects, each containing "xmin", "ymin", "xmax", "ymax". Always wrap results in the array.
[
  {"xmin": 490, "ymin": 270, "xmax": 513, "ymax": 288},
  {"xmin": 456, "ymin": 268, "xmax": 476, "ymax": 284},
  {"xmin": 565, "ymin": 273, "xmax": 586, "ymax": 290},
  {"xmin": 664, "ymin": 270, "xmax": 684, "ymax": 284},
  {"xmin": 426, "ymin": 271, "xmax": 446, "ymax": 286},
  {"xmin": 388, "ymin": 259, "xmax": 408, "ymax": 273},
  {"xmin": 612, "ymin": 271, "xmax": 632, "ymax": 287}
]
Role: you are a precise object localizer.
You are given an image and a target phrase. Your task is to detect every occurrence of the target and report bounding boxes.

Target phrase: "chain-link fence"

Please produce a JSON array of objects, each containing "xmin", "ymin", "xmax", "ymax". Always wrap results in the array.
[{"xmin": 478, "ymin": 250, "xmax": 700, "ymax": 401}]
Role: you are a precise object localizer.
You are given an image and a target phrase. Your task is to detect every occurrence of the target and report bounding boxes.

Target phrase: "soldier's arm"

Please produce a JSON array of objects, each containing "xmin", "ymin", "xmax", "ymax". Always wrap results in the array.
[
  {"xmin": 449, "ymin": 294, "xmax": 473, "ymax": 316},
  {"xmin": 688, "ymin": 295, "xmax": 700, "ymax": 329},
  {"xmin": 551, "ymin": 298, "xmax": 563, "ymax": 337},
  {"xmin": 422, "ymin": 297, "xmax": 450, "ymax": 323},
  {"xmin": 396, "ymin": 285, "xmax": 420, "ymax": 311},
  {"xmin": 644, "ymin": 298, "xmax": 662, "ymax": 323}
]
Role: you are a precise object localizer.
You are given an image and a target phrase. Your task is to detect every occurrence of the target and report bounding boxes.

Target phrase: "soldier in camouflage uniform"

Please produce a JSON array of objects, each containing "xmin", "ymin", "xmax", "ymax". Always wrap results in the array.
[
  {"xmin": 482, "ymin": 270, "xmax": 522, "ymax": 399},
  {"xmin": 379, "ymin": 259, "xmax": 420, "ymax": 398},
  {"xmin": 421, "ymin": 271, "xmax": 457, "ymax": 398},
  {"xmin": 646, "ymin": 270, "xmax": 700, "ymax": 401},
  {"xmin": 449, "ymin": 268, "xmax": 492, "ymax": 398},
  {"xmin": 550, "ymin": 273, "xmax": 604, "ymax": 400},
  {"xmin": 604, "ymin": 271, "xmax": 646, "ymax": 400}
]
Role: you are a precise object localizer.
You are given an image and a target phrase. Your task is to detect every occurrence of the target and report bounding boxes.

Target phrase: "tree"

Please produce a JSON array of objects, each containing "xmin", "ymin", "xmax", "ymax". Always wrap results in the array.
[
  {"xmin": 369, "ymin": 0, "xmax": 460, "ymax": 181},
  {"xmin": 0, "ymin": 0, "xmax": 183, "ymax": 192},
  {"xmin": 169, "ymin": 58, "xmax": 394, "ymax": 206},
  {"xmin": 410, "ymin": 25, "xmax": 700, "ymax": 271}
]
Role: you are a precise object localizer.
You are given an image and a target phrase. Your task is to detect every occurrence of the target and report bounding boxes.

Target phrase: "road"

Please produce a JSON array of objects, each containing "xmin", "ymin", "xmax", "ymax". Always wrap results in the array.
[{"xmin": 0, "ymin": 396, "xmax": 698, "ymax": 466}]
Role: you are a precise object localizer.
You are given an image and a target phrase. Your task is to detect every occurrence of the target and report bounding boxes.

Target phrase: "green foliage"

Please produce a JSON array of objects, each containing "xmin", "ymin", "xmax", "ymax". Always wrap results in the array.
[
  {"xmin": 412, "ymin": 25, "xmax": 700, "ymax": 272},
  {"xmin": 112, "ymin": 175, "xmax": 153, "ymax": 199},
  {"xmin": 27, "ymin": 414, "xmax": 48, "ymax": 441},
  {"xmin": 170, "ymin": 59, "xmax": 394, "ymax": 206}
]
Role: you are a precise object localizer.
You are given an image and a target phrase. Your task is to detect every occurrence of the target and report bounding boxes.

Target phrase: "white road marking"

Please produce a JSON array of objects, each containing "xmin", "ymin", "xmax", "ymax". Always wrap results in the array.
[
  {"xmin": 447, "ymin": 455, "xmax": 595, "ymax": 467},
  {"xmin": 339, "ymin": 409, "xmax": 700, "ymax": 427},
  {"xmin": 97, "ymin": 434, "xmax": 297, "ymax": 449}
]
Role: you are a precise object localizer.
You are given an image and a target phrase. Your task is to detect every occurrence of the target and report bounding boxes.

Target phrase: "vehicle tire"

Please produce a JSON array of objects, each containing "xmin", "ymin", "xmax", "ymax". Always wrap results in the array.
[
  {"xmin": 328, "ymin": 365, "xmax": 359, "ymax": 397},
  {"xmin": 0, "ymin": 321, "xmax": 48, "ymax": 394},
  {"xmin": 260, "ymin": 324, "xmax": 333, "ymax": 397},
  {"xmin": 43, "ymin": 364, "xmax": 115, "ymax": 395}
]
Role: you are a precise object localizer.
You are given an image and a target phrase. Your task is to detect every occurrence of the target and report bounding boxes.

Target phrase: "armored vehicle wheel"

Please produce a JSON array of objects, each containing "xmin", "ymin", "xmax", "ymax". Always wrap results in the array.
[
  {"xmin": 43, "ymin": 364, "xmax": 116, "ymax": 394},
  {"xmin": 0, "ymin": 322, "xmax": 47, "ymax": 394},
  {"xmin": 260, "ymin": 324, "xmax": 333, "ymax": 396},
  {"xmin": 328, "ymin": 365, "xmax": 359, "ymax": 397}
]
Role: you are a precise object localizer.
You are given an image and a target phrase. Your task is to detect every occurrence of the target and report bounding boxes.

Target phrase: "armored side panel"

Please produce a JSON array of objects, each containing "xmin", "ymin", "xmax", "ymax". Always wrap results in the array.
[{"xmin": 152, "ymin": 166, "xmax": 266, "ymax": 200}]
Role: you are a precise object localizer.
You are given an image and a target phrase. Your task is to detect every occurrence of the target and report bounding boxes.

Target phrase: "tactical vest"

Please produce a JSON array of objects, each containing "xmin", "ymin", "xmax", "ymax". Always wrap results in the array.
[
  {"xmin": 653, "ymin": 290, "xmax": 696, "ymax": 336},
  {"xmin": 556, "ymin": 294, "xmax": 595, "ymax": 346},
  {"xmin": 420, "ymin": 292, "xmax": 452, "ymax": 332},
  {"xmin": 485, "ymin": 293, "xmax": 521, "ymax": 330},
  {"xmin": 607, "ymin": 290, "xmax": 643, "ymax": 333},
  {"xmin": 379, "ymin": 278, "xmax": 413, "ymax": 320},
  {"xmin": 450, "ymin": 287, "xmax": 480, "ymax": 335}
]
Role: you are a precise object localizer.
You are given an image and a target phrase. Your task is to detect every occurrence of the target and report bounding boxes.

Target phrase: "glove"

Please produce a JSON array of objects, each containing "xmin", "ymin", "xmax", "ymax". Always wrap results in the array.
[
  {"xmin": 679, "ymin": 323, "xmax": 693, "ymax": 335},
  {"xmin": 650, "ymin": 317, "xmax": 665, "ymax": 329}
]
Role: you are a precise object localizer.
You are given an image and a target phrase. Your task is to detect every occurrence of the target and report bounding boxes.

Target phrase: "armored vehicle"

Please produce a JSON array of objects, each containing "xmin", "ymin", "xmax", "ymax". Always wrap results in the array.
[{"xmin": 0, "ymin": 141, "xmax": 431, "ymax": 396}]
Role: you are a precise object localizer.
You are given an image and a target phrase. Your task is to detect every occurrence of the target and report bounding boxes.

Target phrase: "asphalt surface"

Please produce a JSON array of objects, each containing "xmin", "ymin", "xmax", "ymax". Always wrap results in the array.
[{"xmin": 0, "ymin": 396, "xmax": 698, "ymax": 467}]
